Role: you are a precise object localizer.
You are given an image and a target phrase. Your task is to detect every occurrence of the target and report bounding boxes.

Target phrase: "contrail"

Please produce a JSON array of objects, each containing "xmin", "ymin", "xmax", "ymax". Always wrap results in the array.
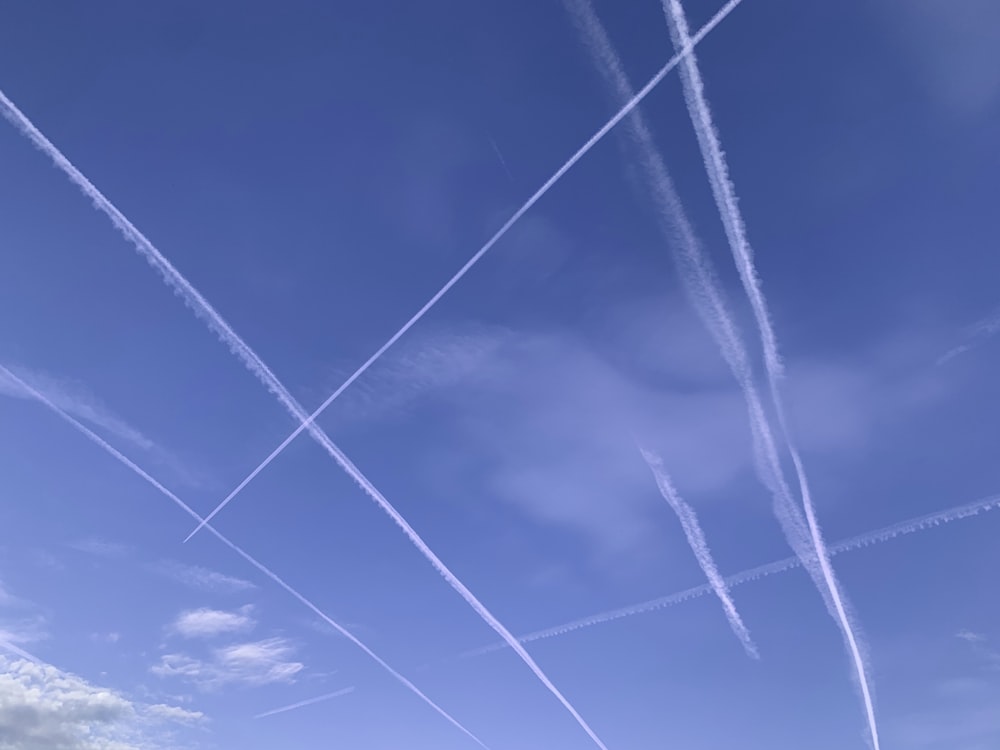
[
  {"xmin": 661, "ymin": 1, "xmax": 880, "ymax": 746},
  {"xmin": 0, "ymin": 365, "xmax": 488, "ymax": 750},
  {"xmin": 465, "ymin": 491, "xmax": 1000, "ymax": 658},
  {"xmin": 1, "ymin": 98, "xmax": 610, "ymax": 750},
  {"xmin": 488, "ymin": 135, "xmax": 515, "ymax": 185},
  {"xmin": 155, "ymin": 0, "xmax": 746, "ymax": 537},
  {"xmin": 638, "ymin": 445, "xmax": 758, "ymax": 659},
  {"xmin": 0, "ymin": 639, "xmax": 41, "ymax": 664},
  {"xmin": 255, "ymin": 687, "xmax": 356, "ymax": 719}
]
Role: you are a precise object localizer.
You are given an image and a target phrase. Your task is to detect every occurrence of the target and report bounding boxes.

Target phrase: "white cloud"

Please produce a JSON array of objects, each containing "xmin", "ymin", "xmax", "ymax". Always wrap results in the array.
[
  {"xmin": 151, "ymin": 638, "xmax": 303, "ymax": 690},
  {"xmin": 0, "ymin": 656, "xmax": 145, "ymax": 750},
  {"xmin": 957, "ymin": 630, "xmax": 987, "ymax": 644},
  {"xmin": 150, "ymin": 561, "xmax": 256, "ymax": 594},
  {"xmin": 142, "ymin": 704, "xmax": 205, "ymax": 726},
  {"xmin": 90, "ymin": 633, "xmax": 122, "ymax": 645},
  {"xmin": 169, "ymin": 608, "xmax": 255, "ymax": 639}
]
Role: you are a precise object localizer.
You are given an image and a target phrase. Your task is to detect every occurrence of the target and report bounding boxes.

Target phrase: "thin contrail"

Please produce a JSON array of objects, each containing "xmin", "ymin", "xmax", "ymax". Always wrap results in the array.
[
  {"xmin": 160, "ymin": 0, "xmax": 746, "ymax": 537},
  {"xmin": 638, "ymin": 445, "xmax": 758, "ymax": 659},
  {"xmin": 0, "ymin": 365, "xmax": 488, "ymax": 750},
  {"xmin": 465, "ymin": 491, "xmax": 1000, "ymax": 657},
  {"xmin": 1, "ymin": 98, "xmax": 610, "ymax": 750},
  {"xmin": 661, "ymin": 1, "xmax": 880, "ymax": 746},
  {"xmin": 0, "ymin": 639, "xmax": 41, "ymax": 663},
  {"xmin": 255, "ymin": 687, "xmax": 356, "ymax": 719},
  {"xmin": 488, "ymin": 135, "xmax": 515, "ymax": 185}
]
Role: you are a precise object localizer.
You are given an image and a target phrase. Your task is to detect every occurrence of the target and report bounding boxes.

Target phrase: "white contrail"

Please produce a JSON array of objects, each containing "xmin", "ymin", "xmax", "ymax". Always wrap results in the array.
[
  {"xmin": 661, "ymin": 2, "xmax": 880, "ymax": 747},
  {"xmin": 163, "ymin": 0, "xmax": 745, "ymax": 537},
  {"xmin": 255, "ymin": 687, "xmax": 356, "ymax": 719},
  {"xmin": 638, "ymin": 445, "xmax": 758, "ymax": 658},
  {"xmin": 0, "ymin": 639, "xmax": 41, "ymax": 663},
  {"xmin": 465, "ymin": 491, "xmax": 1000, "ymax": 657},
  {"xmin": 561, "ymin": 0, "xmax": 821, "ymax": 609},
  {"xmin": 2, "ymin": 99, "xmax": 611, "ymax": 750},
  {"xmin": 488, "ymin": 135, "xmax": 515, "ymax": 185},
  {"xmin": 0, "ymin": 366, "xmax": 488, "ymax": 750}
]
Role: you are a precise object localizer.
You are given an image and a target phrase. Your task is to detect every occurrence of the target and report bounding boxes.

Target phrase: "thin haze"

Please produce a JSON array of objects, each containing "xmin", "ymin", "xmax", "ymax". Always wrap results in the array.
[
  {"xmin": 0, "ymin": 93, "xmax": 611, "ymax": 750},
  {"xmin": 661, "ymin": 0, "xmax": 880, "ymax": 744},
  {"xmin": 638, "ymin": 445, "xmax": 758, "ymax": 658},
  {"xmin": 0, "ymin": 364, "xmax": 490, "ymax": 750}
]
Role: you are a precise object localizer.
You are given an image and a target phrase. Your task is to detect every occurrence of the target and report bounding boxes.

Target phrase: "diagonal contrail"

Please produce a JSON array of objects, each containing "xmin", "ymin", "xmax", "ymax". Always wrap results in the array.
[
  {"xmin": 2, "ymin": 99, "xmax": 609, "ymax": 750},
  {"xmin": 638, "ymin": 445, "xmax": 758, "ymax": 658},
  {"xmin": 0, "ymin": 365, "xmax": 488, "ymax": 750},
  {"xmin": 255, "ymin": 687, "xmax": 356, "ymax": 719},
  {"xmin": 465, "ymin": 491, "xmax": 1000, "ymax": 658},
  {"xmin": 660, "ymin": 1, "xmax": 880, "ymax": 746},
  {"xmin": 163, "ymin": 0, "xmax": 745, "ymax": 538}
]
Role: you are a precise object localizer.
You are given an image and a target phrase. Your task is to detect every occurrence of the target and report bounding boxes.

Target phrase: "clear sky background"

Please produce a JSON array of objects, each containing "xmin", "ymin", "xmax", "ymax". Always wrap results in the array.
[{"xmin": 2, "ymin": 1, "xmax": 1000, "ymax": 749}]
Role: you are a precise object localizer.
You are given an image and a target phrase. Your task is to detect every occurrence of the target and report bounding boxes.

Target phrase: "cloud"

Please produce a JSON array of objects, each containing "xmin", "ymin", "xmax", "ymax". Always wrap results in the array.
[
  {"xmin": 70, "ymin": 539, "xmax": 132, "ymax": 560},
  {"xmin": 957, "ymin": 630, "xmax": 987, "ymax": 644},
  {"xmin": 151, "ymin": 638, "xmax": 303, "ymax": 690},
  {"xmin": 0, "ymin": 366, "xmax": 154, "ymax": 453},
  {"xmin": 142, "ymin": 704, "xmax": 205, "ymax": 726},
  {"xmin": 169, "ymin": 607, "xmax": 255, "ymax": 639},
  {"xmin": 0, "ymin": 655, "xmax": 171, "ymax": 750},
  {"xmin": 90, "ymin": 633, "xmax": 122, "ymax": 645},
  {"xmin": 149, "ymin": 561, "xmax": 256, "ymax": 594}
]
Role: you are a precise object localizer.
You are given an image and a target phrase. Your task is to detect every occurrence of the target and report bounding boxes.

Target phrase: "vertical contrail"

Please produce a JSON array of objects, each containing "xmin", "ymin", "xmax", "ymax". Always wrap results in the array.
[
  {"xmin": 255, "ymin": 687, "xmax": 356, "ymax": 719},
  {"xmin": 1, "ymin": 99, "xmax": 610, "ymax": 749},
  {"xmin": 660, "ymin": 1, "xmax": 880, "ymax": 746},
  {"xmin": 0, "ymin": 365, "xmax": 488, "ymax": 750},
  {"xmin": 465, "ymin": 491, "xmax": 1000, "ymax": 657},
  {"xmin": 638, "ymin": 446, "xmax": 758, "ymax": 658}
]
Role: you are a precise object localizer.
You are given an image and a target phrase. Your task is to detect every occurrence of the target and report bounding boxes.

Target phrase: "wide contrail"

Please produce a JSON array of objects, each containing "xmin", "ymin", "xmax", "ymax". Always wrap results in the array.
[
  {"xmin": 660, "ymin": 1, "xmax": 880, "ymax": 747},
  {"xmin": 465, "ymin": 491, "xmax": 1000, "ymax": 658},
  {"xmin": 255, "ymin": 687, "xmax": 356, "ymax": 719},
  {"xmin": 0, "ymin": 365, "xmax": 488, "ymax": 750},
  {"xmin": 1, "ymin": 99, "xmax": 610, "ymax": 750},
  {"xmin": 638, "ymin": 446, "xmax": 758, "ymax": 659},
  {"xmin": 156, "ymin": 0, "xmax": 746, "ymax": 536}
]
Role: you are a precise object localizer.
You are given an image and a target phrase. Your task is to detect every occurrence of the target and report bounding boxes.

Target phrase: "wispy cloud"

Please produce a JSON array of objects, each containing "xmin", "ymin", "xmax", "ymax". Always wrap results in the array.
[
  {"xmin": 255, "ymin": 686, "xmax": 355, "ymax": 719},
  {"xmin": 0, "ymin": 364, "xmax": 488, "ymax": 749},
  {"xmin": 69, "ymin": 538, "xmax": 132, "ymax": 559},
  {"xmin": 153, "ymin": 638, "xmax": 303, "ymax": 690},
  {"xmin": 466, "ymin": 491, "xmax": 1000, "ymax": 657},
  {"xmin": 150, "ymin": 560, "xmax": 257, "ymax": 594},
  {"xmin": 143, "ymin": 703, "xmax": 207, "ymax": 725},
  {"xmin": 169, "ymin": 607, "xmax": 256, "ymax": 639},
  {"xmin": 660, "ymin": 1, "xmax": 879, "ymax": 743},
  {"xmin": 0, "ymin": 365, "xmax": 153, "ymax": 451},
  {"xmin": 638, "ymin": 445, "xmax": 758, "ymax": 658},
  {"xmin": 937, "ymin": 307, "xmax": 1000, "ymax": 365}
]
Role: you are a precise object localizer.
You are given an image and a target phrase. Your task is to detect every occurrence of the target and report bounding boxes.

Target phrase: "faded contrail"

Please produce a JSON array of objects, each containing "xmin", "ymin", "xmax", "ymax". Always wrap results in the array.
[
  {"xmin": 661, "ymin": 1, "xmax": 880, "ymax": 746},
  {"xmin": 638, "ymin": 445, "xmax": 758, "ymax": 659},
  {"xmin": 0, "ymin": 639, "xmax": 41, "ymax": 664},
  {"xmin": 937, "ymin": 308, "xmax": 1000, "ymax": 365},
  {"xmin": 0, "ymin": 365, "xmax": 488, "ymax": 750},
  {"xmin": 162, "ymin": 0, "xmax": 748, "ymax": 536},
  {"xmin": 488, "ymin": 135, "xmax": 515, "ymax": 184},
  {"xmin": 465, "ymin": 491, "xmax": 1000, "ymax": 657},
  {"xmin": 255, "ymin": 687, "xmax": 356, "ymax": 719},
  {"xmin": 1, "ymin": 98, "xmax": 610, "ymax": 750}
]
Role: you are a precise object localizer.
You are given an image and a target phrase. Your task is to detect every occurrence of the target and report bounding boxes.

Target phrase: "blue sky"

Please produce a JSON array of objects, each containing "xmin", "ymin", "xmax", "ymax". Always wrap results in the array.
[{"xmin": 2, "ymin": 0, "xmax": 1000, "ymax": 748}]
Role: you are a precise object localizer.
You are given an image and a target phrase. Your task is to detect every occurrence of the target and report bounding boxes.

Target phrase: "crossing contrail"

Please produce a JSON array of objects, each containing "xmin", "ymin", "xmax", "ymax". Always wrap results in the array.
[
  {"xmin": 661, "ymin": 1, "xmax": 880, "ymax": 746},
  {"xmin": 255, "ymin": 687, "xmax": 356, "ymax": 719},
  {"xmin": 639, "ymin": 446, "xmax": 758, "ymax": 658},
  {"xmin": 2, "ymin": 96, "xmax": 613, "ymax": 750},
  {"xmin": 165, "ymin": 0, "xmax": 747, "ymax": 536},
  {"xmin": 0, "ymin": 365, "xmax": 488, "ymax": 750},
  {"xmin": 465, "ymin": 491, "xmax": 1000, "ymax": 657}
]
